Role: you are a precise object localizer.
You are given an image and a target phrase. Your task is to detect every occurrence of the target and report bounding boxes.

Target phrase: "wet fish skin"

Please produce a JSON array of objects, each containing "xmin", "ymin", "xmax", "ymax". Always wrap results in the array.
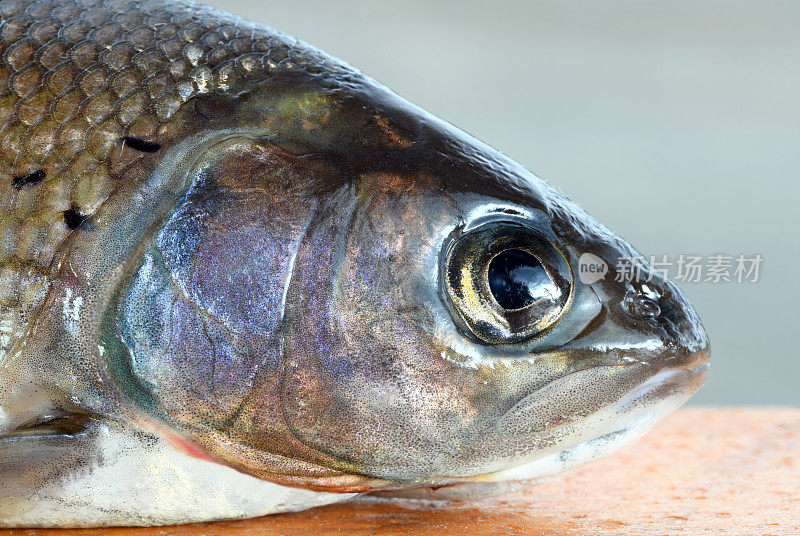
[{"xmin": 0, "ymin": 0, "xmax": 708, "ymax": 527}]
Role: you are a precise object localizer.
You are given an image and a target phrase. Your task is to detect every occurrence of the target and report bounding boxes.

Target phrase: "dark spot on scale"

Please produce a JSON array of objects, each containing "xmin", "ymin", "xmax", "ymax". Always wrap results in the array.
[
  {"xmin": 122, "ymin": 136, "xmax": 162, "ymax": 153},
  {"xmin": 63, "ymin": 205, "xmax": 89, "ymax": 230},
  {"xmin": 11, "ymin": 169, "xmax": 46, "ymax": 188}
]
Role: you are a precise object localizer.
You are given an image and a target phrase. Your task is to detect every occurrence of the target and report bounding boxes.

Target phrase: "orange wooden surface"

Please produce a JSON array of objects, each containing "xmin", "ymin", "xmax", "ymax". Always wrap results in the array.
[{"xmin": 2, "ymin": 408, "xmax": 798, "ymax": 536}]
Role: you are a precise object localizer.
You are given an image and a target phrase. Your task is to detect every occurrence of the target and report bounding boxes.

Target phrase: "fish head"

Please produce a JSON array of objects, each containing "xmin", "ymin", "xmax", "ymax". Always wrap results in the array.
[{"xmin": 110, "ymin": 82, "xmax": 708, "ymax": 490}]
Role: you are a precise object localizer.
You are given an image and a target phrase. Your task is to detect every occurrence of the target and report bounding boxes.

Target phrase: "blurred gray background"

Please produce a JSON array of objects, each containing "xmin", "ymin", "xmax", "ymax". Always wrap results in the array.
[{"xmin": 206, "ymin": 0, "xmax": 799, "ymax": 405}]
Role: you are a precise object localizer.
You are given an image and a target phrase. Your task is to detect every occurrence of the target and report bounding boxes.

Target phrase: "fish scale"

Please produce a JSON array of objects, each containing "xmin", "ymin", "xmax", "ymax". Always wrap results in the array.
[{"xmin": 0, "ymin": 0, "xmax": 348, "ymax": 359}]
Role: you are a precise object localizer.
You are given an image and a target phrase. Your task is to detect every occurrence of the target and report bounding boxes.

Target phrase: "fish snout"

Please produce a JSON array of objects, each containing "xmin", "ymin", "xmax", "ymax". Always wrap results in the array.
[{"xmin": 621, "ymin": 278, "xmax": 710, "ymax": 372}]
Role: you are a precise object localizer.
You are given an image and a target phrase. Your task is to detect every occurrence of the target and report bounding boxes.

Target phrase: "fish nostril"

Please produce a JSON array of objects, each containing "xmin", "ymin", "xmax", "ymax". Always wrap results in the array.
[
  {"xmin": 623, "ymin": 291, "xmax": 662, "ymax": 319},
  {"xmin": 635, "ymin": 297, "xmax": 661, "ymax": 318}
]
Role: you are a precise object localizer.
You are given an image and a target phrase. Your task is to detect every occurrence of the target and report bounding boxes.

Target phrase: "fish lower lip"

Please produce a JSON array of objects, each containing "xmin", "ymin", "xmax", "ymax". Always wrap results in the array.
[{"xmin": 672, "ymin": 349, "xmax": 711, "ymax": 372}]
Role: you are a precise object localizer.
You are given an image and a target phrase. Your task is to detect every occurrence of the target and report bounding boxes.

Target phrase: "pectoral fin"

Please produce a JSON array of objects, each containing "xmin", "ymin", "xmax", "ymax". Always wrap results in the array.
[
  {"xmin": 0, "ymin": 413, "xmax": 96, "ymax": 519},
  {"xmin": 0, "ymin": 414, "xmax": 352, "ymax": 528}
]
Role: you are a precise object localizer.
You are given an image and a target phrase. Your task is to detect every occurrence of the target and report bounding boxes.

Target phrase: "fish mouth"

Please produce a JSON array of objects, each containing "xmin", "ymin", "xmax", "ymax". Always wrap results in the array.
[{"xmin": 469, "ymin": 352, "xmax": 710, "ymax": 484}]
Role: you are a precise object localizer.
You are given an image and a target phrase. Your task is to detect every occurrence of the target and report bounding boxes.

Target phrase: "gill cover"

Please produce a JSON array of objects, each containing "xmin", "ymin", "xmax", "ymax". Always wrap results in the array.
[{"xmin": 108, "ymin": 134, "xmax": 368, "ymax": 487}]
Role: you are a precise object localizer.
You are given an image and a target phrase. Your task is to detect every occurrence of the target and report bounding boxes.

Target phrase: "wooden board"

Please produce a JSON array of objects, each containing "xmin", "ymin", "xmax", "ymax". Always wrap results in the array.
[{"xmin": 2, "ymin": 408, "xmax": 798, "ymax": 536}]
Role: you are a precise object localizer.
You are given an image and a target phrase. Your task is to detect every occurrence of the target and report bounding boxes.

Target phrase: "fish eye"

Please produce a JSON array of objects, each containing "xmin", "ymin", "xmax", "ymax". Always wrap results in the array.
[
  {"xmin": 442, "ymin": 220, "xmax": 572, "ymax": 344},
  {"xmin": 488, "ymin": 249, "xmax": 553, "ymax": 310}
]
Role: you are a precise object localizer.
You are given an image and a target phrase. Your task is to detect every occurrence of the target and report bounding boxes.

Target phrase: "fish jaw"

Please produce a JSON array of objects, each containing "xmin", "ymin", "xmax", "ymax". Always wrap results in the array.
[
  {"xmin": 474, "ymin": 358, "xmax": 710, "ymax": 484},
  {"xmin": 371, "ymin": 358, "xmax": 709, "ymax": 499}
]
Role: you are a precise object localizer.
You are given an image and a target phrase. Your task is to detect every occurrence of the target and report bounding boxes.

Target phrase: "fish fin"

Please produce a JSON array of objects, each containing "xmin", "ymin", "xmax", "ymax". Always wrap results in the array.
[
  {"xmin": 0, "ymin": 413, "xmax": 92, "ymax": 439},
  {"xmin": 0, "ymin": 413, "xmax": 97, "ymax": 520},
  {"xmin": 0, "ymin": 417, "xmax": 350, "ymax": 527}
]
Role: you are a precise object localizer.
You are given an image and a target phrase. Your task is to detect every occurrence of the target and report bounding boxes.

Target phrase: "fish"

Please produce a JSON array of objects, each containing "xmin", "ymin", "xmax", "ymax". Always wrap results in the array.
[{"xmin": 0, "ymin": 0, "xmax": 709, "ymax": 528}]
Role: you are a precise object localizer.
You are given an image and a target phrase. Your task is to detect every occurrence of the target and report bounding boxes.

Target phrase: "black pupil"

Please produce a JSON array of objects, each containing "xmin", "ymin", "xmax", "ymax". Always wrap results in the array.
[{"xmin": 488, "ymin": 249, "xmax": 551, "ymax": 310}]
